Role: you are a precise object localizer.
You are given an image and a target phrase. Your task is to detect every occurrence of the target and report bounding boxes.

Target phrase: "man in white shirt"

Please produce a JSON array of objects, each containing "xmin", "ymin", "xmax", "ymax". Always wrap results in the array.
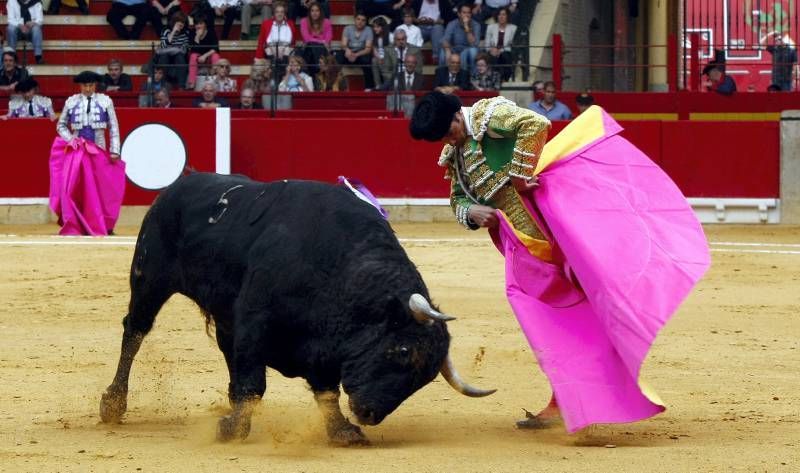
[
  {"xmin": 394, "ymin": 8, "xmax": 423, "ymax": 48},
  {"xmin": 6, "ymin": 0, "xmax": 45, "ymax": 64},
  {"xmin": 413, "ymin": 0, "xmax": 455, "ymax": 65}
]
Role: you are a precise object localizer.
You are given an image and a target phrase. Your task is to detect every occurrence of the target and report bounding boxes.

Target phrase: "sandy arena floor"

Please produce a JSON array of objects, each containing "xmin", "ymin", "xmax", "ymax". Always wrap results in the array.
[{"xmin": 0, "ymin": 222, "xmax": 798, "ymax": 472}]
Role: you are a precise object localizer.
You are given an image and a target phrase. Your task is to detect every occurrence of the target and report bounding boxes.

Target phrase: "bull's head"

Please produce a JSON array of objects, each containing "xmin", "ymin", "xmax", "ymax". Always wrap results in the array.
[{"xmin": 341, "ymin": 294, "xmax": 496, "ymax": 426}]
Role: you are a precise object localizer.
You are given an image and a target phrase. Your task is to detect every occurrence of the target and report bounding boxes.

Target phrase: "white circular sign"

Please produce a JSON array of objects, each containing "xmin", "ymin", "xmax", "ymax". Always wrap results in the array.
[{"xmin": 121, "ymin": 123, "xmax": 187, "ymax": 190}]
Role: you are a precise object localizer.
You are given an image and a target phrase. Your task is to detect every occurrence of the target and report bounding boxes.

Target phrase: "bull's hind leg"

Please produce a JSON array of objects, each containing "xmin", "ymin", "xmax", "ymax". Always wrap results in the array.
[
  {"xmin": 216, "ymin": 308, "xmax": 267, "ymax": 442},
  {"xmin": 313, "ymin": 390, "xmax": 369, "ymax": 446},
  {"xmin": 100, "ymin": 278, "xmax": 174, "ymax": 423}
]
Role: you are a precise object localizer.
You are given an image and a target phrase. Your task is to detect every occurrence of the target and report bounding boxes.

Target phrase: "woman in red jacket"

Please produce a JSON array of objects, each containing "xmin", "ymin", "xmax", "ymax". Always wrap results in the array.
[{"xmin": 255, "ymin": 1, "xmax": 297, "ymax": 77}]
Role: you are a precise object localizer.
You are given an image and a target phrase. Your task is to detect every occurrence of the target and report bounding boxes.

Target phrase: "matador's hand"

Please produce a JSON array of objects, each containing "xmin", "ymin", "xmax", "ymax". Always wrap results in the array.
[
  {"xmin": 110, "ymin": 153, "xmax": 121, "ymax": 161},
  {"xmin": 511, "ymin": 175, "xmax": 539, "ymax": 193},
  {"xmin": 467, "ymin": 205, "xmax": 499, "ymax": 229}
]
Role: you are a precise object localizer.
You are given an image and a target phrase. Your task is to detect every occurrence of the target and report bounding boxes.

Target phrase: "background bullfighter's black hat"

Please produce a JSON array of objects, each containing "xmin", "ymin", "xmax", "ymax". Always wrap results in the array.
[
  {"xmin": 15, "ymin": 77, "xmax": 38, "ymax": 93},
  {"xmin": 73, "ymin": 70, "xmax": 103, "ymax": 84},
  {"xmin": 409, "ymin": 91, "xmax": 462, "ymax": 142}
]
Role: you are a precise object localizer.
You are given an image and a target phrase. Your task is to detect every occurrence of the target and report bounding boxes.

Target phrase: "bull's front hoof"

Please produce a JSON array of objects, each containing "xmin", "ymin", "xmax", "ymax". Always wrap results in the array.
[
  {"xmin": 99, "ymin": 389, "xmax": 128, "ymax": 423},
  {"xmin": 328, "ymin": 424, "xmax": 370, "ymax": 447},
  {"xmin": 216, "ymin": 414, "xmax": 251, "ymax": 442}
]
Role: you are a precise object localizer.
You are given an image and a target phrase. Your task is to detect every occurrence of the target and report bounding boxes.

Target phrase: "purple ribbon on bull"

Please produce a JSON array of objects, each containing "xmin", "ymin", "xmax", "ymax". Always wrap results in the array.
[{"xmin": 337, "ymin": 176, "xmax": 389, "ymax": 220}]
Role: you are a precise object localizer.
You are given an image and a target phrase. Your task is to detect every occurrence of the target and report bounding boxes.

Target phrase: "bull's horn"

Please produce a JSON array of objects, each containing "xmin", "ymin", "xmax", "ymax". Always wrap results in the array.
[
  {"xmin": 440, "ymin": 355, "xmax": 497, "ymax": 397},
  {"xmin": 408, "ymin": 293, "xmax": 456, "ymax": 325}
]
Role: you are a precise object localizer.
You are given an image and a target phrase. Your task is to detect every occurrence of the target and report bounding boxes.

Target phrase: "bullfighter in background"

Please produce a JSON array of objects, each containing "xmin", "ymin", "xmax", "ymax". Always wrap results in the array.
[
  {"xmin": 410, "ymin": 92, "xmax": 710, "ymax": 433},
  {"xmin": 50, "ymin": 70, "xmax": 126, "ymax": 236}
]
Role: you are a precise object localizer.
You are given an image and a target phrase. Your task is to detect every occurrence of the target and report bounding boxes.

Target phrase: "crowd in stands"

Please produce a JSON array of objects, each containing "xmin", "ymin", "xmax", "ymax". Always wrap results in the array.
[
  {"xmin": 2, "ymin": 0, "xmax": 524, "ymax": 104},
  {"xmin": 2, "ymin": 0, "xmax": 797, "ymax": 117}
]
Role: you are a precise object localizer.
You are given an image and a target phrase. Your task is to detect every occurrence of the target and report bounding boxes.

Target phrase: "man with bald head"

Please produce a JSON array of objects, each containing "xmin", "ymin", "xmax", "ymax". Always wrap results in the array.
[
  {"xmin": 433, "ymin": 53, "xmax": 471, "ymax": 93},
  {"xmin": 154, "ymin": 88, "xmax": 172, "ymax": 108},
  {"xmin": 374, "ymin": 28, "xmax": 424, "ymax": 88},
  {"xmin": 192, "ymin": 81, "xmax": 230, "ymax": 108}
]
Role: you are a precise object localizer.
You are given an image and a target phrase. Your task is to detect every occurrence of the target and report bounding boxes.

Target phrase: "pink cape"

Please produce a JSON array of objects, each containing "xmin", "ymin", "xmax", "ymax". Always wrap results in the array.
[
  {"xmin": 49, "ymin": 137, "xmax": 127, "ymax": 236},
  {"xmin": 491, "ymin": 109, "xmax": 710, "ymax": 433}
]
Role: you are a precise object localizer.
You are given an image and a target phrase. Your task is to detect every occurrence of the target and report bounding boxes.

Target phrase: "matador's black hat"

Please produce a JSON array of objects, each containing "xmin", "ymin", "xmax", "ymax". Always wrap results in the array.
[
  {"xmin": 409, "ymin": 91, "xmax": 462, "ymax": 142},
  {"xmin": 73, "ymin": 70, "xmax": 103, "ymax": 84},
  {"xmin": 15, "ymin": 77, "xmax": 38, "ymax": 93}
]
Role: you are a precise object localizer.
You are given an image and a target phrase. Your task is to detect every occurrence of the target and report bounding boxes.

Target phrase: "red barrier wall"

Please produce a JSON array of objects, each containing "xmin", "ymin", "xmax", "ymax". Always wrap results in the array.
[
  {"xmin": 232, "ymin": 119, "xmax": 780, "ymax": 198},
  {"xmin": 2, "ymin": 115, "xmax": 780, "ymax": 207},
  {"xmin": 231, "ymin": 118, "xmax": 446, "ymax": 197},
  {"xmin": 1, "ymin": 108, "xmax": 219, "ymax": 205}
]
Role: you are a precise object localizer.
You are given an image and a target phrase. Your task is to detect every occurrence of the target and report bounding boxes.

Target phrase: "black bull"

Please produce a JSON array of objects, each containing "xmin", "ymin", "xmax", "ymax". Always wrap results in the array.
[{"xmin": 100, "ymin": 173, "xmax": 494, "ymax": 445}]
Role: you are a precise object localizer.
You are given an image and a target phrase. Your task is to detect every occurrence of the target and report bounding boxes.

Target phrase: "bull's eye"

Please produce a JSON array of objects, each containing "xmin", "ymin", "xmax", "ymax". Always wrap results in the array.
[{"xmin": 389, "ymin": 345, "xmax": 412, "ymax": 363}]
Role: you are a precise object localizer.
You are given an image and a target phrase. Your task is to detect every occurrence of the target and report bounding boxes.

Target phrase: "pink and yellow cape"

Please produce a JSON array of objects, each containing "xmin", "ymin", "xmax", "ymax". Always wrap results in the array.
[
  {"xmin": 491, "ymin": 106, "xmax": 710, "ymax": 432},
  {"xmin": 49, "ymin": 137, "xmax": 127, "ymax": 236}
]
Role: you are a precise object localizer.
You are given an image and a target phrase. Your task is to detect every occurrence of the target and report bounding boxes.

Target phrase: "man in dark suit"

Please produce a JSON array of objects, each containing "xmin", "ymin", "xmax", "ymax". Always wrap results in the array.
[
  {"xmin": 433, "ymin": 53, "xmax": 471, "ymax": 93},
  {"xmin": 376, "ymin": 29, "xmax": 425, "ymax": 86},
  {"xmin": 379, "ymin": 54, "xmax": 425, "ymax": 91}
]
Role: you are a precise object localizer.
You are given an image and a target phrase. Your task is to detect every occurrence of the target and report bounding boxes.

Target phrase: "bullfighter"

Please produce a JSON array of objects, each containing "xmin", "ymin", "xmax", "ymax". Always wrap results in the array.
[{"xmin": 409, "ymin": 92, "xmax": 710, "ymax": 433}]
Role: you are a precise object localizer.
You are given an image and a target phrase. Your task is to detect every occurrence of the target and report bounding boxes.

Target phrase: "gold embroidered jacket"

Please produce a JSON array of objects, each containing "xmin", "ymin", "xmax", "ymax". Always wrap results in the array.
[{"xmin": 438, "ymin": 96, "xmax": 551, "ymax": 231}]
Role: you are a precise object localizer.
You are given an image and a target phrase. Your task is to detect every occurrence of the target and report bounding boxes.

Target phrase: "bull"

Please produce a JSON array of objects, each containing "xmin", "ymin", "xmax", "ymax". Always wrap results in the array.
[{"xmin": 100, "ymin": 172, "xmax": 494, "ymax": 445}]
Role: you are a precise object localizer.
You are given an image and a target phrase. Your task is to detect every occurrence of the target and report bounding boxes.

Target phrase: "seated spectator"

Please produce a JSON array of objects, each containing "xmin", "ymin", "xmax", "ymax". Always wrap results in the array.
[
  {"xmin": 528, "ymin": 80, "xmax": 572, "ymax": 120},
  {"xmin": 255, "ymin": 1, "xmax": 297, "ymax": 76},
  {"xmin": 299, "ymin": 1, "xmax": 332, "ymax": 75},
  {"xmin": 209, "ymin": 0, "xmax": 242, "ymax": 40},
  {"xmin": 141, "ymin": 65, "xmax": 170, "ymax": 92},
  {"xmin": 378, "ymin": 53, "xmax": 423, "ymax": 91},
  {"xmin": 237, "ymin": 87, "xmax": 262, "ymax": 108},
  {"xmin": 575, "ymin": 92, "xmax": 594, "ymax": 114},
  {"xmin": 193, "ymin": 81, "xmax": 230, "ymax": 107},
  {"xmin": 767, "ymin": 83, "xmax": 782, "ymax": 92},
  {"xmin": 138, "ymin": 65, "xmax": 170, "ymax": 105},
  {"xmin": 355, "ymin": 0, "xmax": 402, "ymax": 28},
  {"xmin": 155, "ymin": 11, "xmax": 190, "ymax": 89},
  {"xmin": 243, "ymin": 57, "xmax": 275, "ymax": 93},
  {"xmin": 370, "ymin": 16, "xmax": 392, "ymax": 89},
  {"xmin": 412, "ymin": 0, "xmax": 455, "ymax": 66},
  {"xmin": 154, "ymin": 88, "xmax": 173, "ymax": 107},
  {"xmin": 241, "ymin": 0, "xmax": 273, "ymax": 40},
  {"xmin": 152, "ymin": 0, "xmax": 184, "ymax": 23},
  {"xmin": 472, "ymin": 0, "xmax": 518, "ymax": 26},
  {"xmin": 187, "ymin": 16, "xmax": 220, "ymax": 89},
  {"xmin": 6, "ymin": 0, "xmax": 45, "ymax": 64},
  {"xmin": 47, "ymin": 0, "xmax": 89, "ymax": 15},
  {"xmin": 434, "ymin": 53, "xmax": 471, "ymax": 93},
  {"xmin": 101, "ymin": 59, "xmax": 134, "ymax": 92},
  {"xmin": 484, "ymin": 7, "xmax": 515, "ymax": 81},
  {"xmin": 441, "ymin": 3, "xmax": 480, "ymax": 72},
  {"xmin": 395, "ymin": 8, "xmax": 423, "ymax": 48},
  {"xmin": 336, "ymin": 12, "xmax": 374, "ymax": 90},
  {"xmin": 0, "ymin": 51, "xmax": 29, "ymax": 92},
  {"xmin": 278, "ymin": 55, "xmax": 313, "ymax": 91},
  {"xmin": 703, "ymin": 63, "xmax": 736, "ymax": 96},
  {"xmin": 189, "ymin": 0, "xmax": 216, "ymax": 27},
  {"xmin": 374, "ymin": 28, "xmax": 423, "ymax": 90},
  {"xmin": 531, "ymin": 79, "xmax": 544, "ymax": 100},
  {"xmin": 314, "ymin": 53, "xmax": 347, "ymax": 91},
  {"xmin": 210, "ymin": 58, "xmax": 238, "ymax": 92},
  {"xmin": 470, "ymin": 53, "xmax": 500, "ymax": 91},
  {"xmin": 289, "ymin": 0, "xmax": 329, "ymax": 21},
  {"xmin": 106, "ymin": 0, "xmax": 163, "ymax": 40},
  {"xmin": 1, "ymin": 78, "xmax": 55, "ymax": 120}
]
